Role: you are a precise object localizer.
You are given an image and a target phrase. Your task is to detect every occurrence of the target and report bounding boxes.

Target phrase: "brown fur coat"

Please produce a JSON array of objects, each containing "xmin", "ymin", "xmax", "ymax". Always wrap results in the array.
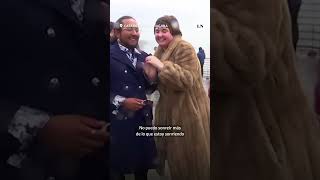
[
  {"xmin": 213, "ymin": 0, "xmax": 320, "ymax": 179},
  {"xmin": 154, "ymin": 36, "xmax": 210, "ymax": 180}
]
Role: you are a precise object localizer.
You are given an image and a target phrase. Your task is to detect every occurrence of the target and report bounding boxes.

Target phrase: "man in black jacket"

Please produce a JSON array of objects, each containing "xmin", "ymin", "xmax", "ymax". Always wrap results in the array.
[{"xmin": 0, "ymin": 0, "xmax": 109, "ymax": 179}]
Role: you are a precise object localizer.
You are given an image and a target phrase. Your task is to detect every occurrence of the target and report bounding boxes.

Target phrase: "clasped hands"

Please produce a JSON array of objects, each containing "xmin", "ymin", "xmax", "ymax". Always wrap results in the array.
[{"xmin": 143, "ymin": 55, "xmax": 163, "ymax": 81}]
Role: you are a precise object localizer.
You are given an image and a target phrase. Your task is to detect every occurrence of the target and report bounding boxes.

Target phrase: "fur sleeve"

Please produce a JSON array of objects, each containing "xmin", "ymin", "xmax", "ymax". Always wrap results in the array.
[
  {"xmin": 213, "ymin": 6, "xmax": 274, "ymax": 94},
  {"xmin": 158, "ymin": 42, "xmax": 199, "ymax": 91}
]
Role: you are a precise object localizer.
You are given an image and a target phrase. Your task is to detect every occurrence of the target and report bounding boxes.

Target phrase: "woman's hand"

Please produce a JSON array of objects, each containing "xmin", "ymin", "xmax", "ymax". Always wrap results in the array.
[{"xmin": 145, "ymin": 56, "xmax": 164, "ymax": 71}]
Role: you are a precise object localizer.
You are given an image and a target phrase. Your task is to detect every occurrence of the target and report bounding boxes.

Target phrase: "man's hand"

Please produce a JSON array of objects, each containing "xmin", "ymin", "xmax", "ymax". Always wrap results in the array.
[
  {"xmin": 143, "ymin": 62, "xmax": 158, "ymax": 82},
  {"xmin": 37, "ymin": 115, "xmax": 109, "ymax": 158},
  {"xmin": 122, "ymin": 98, "xmax": 144, "ymax": 111}
]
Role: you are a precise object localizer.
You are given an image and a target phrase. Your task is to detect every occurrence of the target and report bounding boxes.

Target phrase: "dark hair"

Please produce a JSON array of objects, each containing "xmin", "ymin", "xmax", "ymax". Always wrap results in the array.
[
  {"xmin": 154, "ymin": 15, "xmax": 182, "ymax": 36},
  {"xmin": 110, "ymin": 21, "xmax": 114, "ymax": 31},
  {"xmin": 114, "ymin": 16, "xmax": 135, "ymax": 30}
]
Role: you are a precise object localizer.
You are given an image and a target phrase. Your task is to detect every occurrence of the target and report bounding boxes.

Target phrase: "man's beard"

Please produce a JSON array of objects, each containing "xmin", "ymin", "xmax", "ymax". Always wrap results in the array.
[
  {"xmin": 118, "ymin": 38, "xmax": 139, "ymax": 49},
  {"xmin": 110, "ymin": 36, "xmax": 117, "ymax": 43},
  {"xmin": 123, "ymin": 41, "xmax": 138, "ymax": 49}
]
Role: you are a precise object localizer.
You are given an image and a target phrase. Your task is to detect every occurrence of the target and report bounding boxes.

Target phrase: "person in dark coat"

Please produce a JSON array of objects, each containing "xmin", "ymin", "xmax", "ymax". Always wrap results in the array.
[
  {"xmin": 197, "ymin": 47, "xmax": 206, "ymax": 76},
  {"xmin": 0, "ymin": 0, "xmax": 109, "ymax": 180},
  {"xmin": 110, "ymin": 21, "xmax": 118, "ymax": 45},
  {"xmin": 287, "ymin": 0, "xmax": 302, "ymax": 50},
  {"xmin": 110, "ymin": 16, "xmax": 157, "ymax": 180}
]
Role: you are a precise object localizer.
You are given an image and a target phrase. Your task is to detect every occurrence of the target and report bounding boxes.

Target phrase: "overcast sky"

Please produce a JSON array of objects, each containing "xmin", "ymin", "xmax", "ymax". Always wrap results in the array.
[{"xmin": 110, "ymin": 0, "xmax": 210, "ymax": 58}]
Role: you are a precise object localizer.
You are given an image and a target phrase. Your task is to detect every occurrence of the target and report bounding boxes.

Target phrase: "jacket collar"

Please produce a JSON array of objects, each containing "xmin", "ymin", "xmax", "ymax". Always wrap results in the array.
[
  {"xmin": 154, "ymin": 35, "xmax": 182, "ymax": 61},
  {"xmin": 118, "ymin": 41, "xmax": 142, "ymax": 55},
  {"xmin": 111, "ymin": 43, "xmax": 141, "ymax": 70}
]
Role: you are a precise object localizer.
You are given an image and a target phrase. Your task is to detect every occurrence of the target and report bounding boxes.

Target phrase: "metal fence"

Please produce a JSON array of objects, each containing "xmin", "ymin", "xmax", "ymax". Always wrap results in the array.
[
  {"xmin": 297, "ymin": 0, "xmax": 320, "ymax": 51},
  {"xmin": 203, "ymin": 58, "xmax": 210, "ymax": 80}
]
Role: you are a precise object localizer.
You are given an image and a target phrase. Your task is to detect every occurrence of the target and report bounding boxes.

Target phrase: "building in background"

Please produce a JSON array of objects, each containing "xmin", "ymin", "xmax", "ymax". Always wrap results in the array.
[{"xmin": 298, "ymin": 0, "xmax": 320, "ymax": 54}]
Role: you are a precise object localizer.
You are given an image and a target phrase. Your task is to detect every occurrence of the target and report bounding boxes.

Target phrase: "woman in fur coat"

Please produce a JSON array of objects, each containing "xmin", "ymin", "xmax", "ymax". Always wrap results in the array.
[
  {"xmin": 213, "ymin": 0, "xmax": 320, "ymax": 179},
  {"xmin": 144, "ymin": 15, "xmax": 210, "ymax": 180}
]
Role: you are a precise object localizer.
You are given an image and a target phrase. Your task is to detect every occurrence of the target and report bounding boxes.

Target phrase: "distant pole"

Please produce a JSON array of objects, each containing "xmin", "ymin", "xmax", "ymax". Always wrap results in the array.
[{"xmin": 308, "ymin": 23, "xmax": 317, "ymax": 57}]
